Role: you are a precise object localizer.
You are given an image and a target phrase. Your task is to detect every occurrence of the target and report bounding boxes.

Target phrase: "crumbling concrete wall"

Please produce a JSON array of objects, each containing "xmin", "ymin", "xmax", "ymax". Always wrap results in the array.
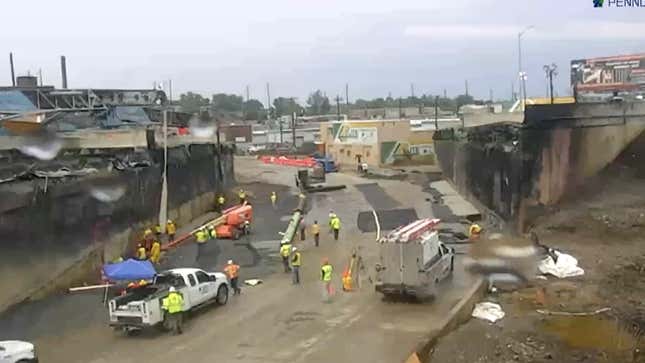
[
  {"xmin": 434, "ymin": 102, "xmax": 645, "ymax": 233},
  {"xmin": 0, "ymin": 145, "xmax": 234, "ymax": 313}
]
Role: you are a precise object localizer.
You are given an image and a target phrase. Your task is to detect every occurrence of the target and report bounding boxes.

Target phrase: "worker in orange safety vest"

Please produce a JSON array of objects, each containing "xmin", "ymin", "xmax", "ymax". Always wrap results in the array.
[{"xmin": 223, "ymin": 259, "xmax": 241, "ymax": 295}]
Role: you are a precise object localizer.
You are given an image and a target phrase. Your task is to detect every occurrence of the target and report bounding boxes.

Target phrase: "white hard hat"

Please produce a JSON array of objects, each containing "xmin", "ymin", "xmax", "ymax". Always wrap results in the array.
[
  {"xmin": 167, "ymin": 219, "xmax": 172, "ymax": 223},
  {"xmin": 228, "ymin": 259, "xmax": 233, "ymax": 264},
  {"xmin": 292, "ymin": 247, "xmax": 297, "ymax": 251},
  {"xmin": 169, "ymin": 286, "xmax": 176, "ymax": 292}
]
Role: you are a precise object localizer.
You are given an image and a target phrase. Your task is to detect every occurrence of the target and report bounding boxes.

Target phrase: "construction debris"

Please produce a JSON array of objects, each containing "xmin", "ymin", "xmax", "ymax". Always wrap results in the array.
[
  {"xmin": 538, "ymin": 250, "xmax": 584, "ymax": 278},
  {"xmin": 472, "ymin": 302, "xmax": 506, "ymax": 323}
]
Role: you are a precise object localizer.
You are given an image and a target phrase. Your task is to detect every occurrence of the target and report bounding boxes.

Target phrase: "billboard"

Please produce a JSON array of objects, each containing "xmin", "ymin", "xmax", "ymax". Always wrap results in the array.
[{"xmin": 571, "ymin": 53, "xmax": 645, "ymax": 93}]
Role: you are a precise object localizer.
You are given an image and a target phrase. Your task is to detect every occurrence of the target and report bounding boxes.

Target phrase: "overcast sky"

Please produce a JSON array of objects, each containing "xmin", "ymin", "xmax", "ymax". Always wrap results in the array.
[{"xmin": 2, "ymin": 0, "xmax": 644, "ymax": 104}]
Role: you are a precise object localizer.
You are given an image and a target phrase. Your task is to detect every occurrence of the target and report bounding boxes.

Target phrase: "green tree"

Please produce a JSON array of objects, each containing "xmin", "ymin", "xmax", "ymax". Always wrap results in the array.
[
  {"xmin": 455, "ymin": 94, "xmax": 475, "ymax": 109},
  {"xmin": 273, "ymin": 97, "xmax": 302, "ymax": 117},
  {"xmin": 243, "ymin": 99, "xmax": 266, "ymax": 120},
  {"xmin": 211, "ymin": 93, "xmax": 243, "ymax": 112},
  {"xmin": 306, "ymin": 90, "xmax": 331, "ymax": 115},
  {"xmin": 177, "ymin": 92, "xmax": 210, "ymax": 113}
]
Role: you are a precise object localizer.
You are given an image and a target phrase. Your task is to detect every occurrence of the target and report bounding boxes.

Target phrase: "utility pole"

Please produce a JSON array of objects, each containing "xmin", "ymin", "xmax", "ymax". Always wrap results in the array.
[
  {"xmin": 434, "ymin": 96, "xmax": 439, "ymax": 131},
  {"xmin": 489, "ymin": 88, "xmax": 493, "ymax": 103},
  {"xmin": 168, "ymin": 79, "xmax": 173, "ymax": 105},
  {"xmin": 241, "ymin": 88, "xmax": 245, "ymax": 121},
  {"xmin": 335, "ymin": 95, "xmax": 342, "ymax": 121},
  {"xmin": 292, "ymin": 112, "xmax": 296, "ymax": 147},
  {"xmin": 511, "ymin": 82, "xmax": 515, "ymax": 101},
  {"xmin": 266, "ymin": 83, "xmax": 271, "ymax": 121},
  {"xmin": 38, "ymin": 69, "xmax": 43, "ymax": 87},
  {"xmin": 543, "ymin": 63, "xmax": 558, "ymax": 104},
  {"xmin": 345, "ymin": 83, "xmax": 349, "ymax": 106},
  {"xmin": 398, "ymin": 98, "xmax": 403, "ymax": 119},
  {"xmin": 245, "ymin": 85, "xmax": 250, "ymax": 102},
  {"xmin": 410, "ymin": 83, "xmax": 415, "ymax": 98},
  {"xmin": 443, "ymin": 89, "xmax": 447, "ymax": 99},
  {"xmin": 518, "ymin": 26, "xmax": 534, "ymax": 110},
  {"xmin": 279, "ymin": 119, "xmax": 284, "ymax": 144},
  {"xmin": 465, "ymin": 80, "xmax": 469, "ymax": 96}
]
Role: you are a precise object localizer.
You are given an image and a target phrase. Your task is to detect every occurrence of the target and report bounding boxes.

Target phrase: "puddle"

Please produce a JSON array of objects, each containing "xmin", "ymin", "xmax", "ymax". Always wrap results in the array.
[{"xmin": 541, "ymin": 315, "xmax": 643, "ymax": 354}]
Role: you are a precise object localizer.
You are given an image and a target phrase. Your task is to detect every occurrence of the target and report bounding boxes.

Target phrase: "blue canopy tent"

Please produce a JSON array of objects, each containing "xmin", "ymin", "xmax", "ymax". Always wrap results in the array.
[{"xmin": 103, "ymin": 259, "xmax": 156, "ymax": 281}]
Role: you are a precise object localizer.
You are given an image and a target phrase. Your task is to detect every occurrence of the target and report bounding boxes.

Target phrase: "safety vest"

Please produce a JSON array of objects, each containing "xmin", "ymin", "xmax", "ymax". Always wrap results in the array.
[
  {"xmin": 155, "ymin": 225, "xmax": 161, "ymax": 234},
  {"xmin": 311, "ymin": 224, "xmax": 320, "ymax": 235},
  {"xmin": 137, "ymin": 247, "xmax": 147, "ymax": 260},
  {"xmin": 167, "ymin": 222, "xmax": 176, "ymax": 235},
  {"xmin": 217, "ymin": 196, "xmax": 225, "ymax": 205},
  {"xmin": 162, "ymin": 292, "xmax": 184, "ymax": 314},
  {"xmin": 224, "ymin": 264, "xmax": 240, "ymax": 279},
  {"xmin": 292, "ymin": 252, "xmax": 302, "ymax": 266},
  {"xmin": 469, "ymin": 224, "xmax": 482, "ymax": 237},
  {"xmin": 270, "ymin": 193, "xmax": 277, "ymax": 203},
  {"xmin": 331, "ymin": 217, "xmax": 341, "ymax": 230},
  {"xmin": 209, "ymin": 227, "xmax": 217, "ymax": 239},
  {"xmin": 195, "ymin": 230, "xmax": 208, "ymax": 243},
  {"xmin": 321, "ymin": 264, "xmax": 333, "ymax": 282},
  {"xmin": 150, "ymin": 242, "xmax": 161, "ymax": 263},
  {"xmin": 239, "ymin": 191, "xmax": 246, "ymax": 199},
  {"xmin": 280, "ymin": 243, "xmax": 292, "ymax": 258}
]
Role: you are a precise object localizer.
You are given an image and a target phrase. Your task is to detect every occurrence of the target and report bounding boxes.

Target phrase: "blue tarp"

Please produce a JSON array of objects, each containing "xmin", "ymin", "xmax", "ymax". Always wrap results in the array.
[
  {"xmin": 0, "ymin": 90, "xmax": 37, "ymax": 111},
  {"xmin": 102, "ymin": 259, "xmax": 156, "ymax": 281}
]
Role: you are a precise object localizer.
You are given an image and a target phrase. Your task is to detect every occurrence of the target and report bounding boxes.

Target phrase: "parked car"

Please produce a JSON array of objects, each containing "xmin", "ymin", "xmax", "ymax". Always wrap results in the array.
[{"xmin": 0, "ymin": 340, "xmax": 38, "ymax": 363}]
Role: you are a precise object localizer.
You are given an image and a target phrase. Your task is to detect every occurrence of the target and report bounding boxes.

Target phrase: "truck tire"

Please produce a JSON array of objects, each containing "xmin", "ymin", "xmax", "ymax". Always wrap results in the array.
[{"xmin": 216, "ymin": 285, "xmax": 229, "ymax": 305}]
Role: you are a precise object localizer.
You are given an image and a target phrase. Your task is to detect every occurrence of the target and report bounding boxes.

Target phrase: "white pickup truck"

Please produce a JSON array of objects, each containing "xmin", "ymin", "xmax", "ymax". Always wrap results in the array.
[
  {"xmin": 108, "ymin": 268, "xmax": 229, "ymax": 333},
  {"xmin": 0, "ymin": 340, "xmax": 37, "ymax": 363}
]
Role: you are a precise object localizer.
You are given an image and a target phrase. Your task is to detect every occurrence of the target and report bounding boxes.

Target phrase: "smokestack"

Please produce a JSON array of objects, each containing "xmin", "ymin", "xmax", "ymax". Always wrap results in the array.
[
  {"xmin": 60, "ymin": 55, "xmax": 68, "ymax": 89},
  {"xmin": 9, "ymin": 52, "xmax": 15, "ymax": 87}
]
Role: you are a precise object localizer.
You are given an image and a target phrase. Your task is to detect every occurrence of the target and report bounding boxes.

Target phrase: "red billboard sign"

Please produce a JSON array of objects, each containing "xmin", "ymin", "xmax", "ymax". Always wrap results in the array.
[{"xmin": 571, "ymin": 53, "xmax": 645, "ymax": 93}]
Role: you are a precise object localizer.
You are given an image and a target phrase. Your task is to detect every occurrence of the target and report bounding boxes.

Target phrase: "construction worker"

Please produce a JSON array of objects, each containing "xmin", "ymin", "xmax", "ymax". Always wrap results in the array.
[
  {"xmin": 195, "ymin": 228, "xmax": 208, "ymax": 259},
  {"xmin": 238, "ymin": 189, "xmax": 246, "ymax": 205},
  {"xmin": 469, "ymin": 223, "xmax": 482, "ymax": 241},
  {"xmin": 270, "ymin": 191, "xmax": 277, "ymax": 209},
  {"xmin": 224, "ymin": 259, "xmax": 241, "ymax": 295},
  {"xmin": 331, "ymin": 215, "xmax": 341, "ymax": 241},
  {"xmin": 150, "ymin": 239, "xmax": 161, "ymax": 264},
  {"xmin": 166, "ymin": 220, "xmax": 177, "ymax": 242},
  {"xmin": 162, "ymin": 286, "xmax": 184, "ymax": 335},
  {"xmin": 136, "ymin": 243, "xmax": 147, "ymax": 260},
  {"xmin": 311, "ymin": 220, "xmax": 321, "ymax": 247},
  {"xmin": 143, "ymin": 228, "xmax": 154, "ymax": 251},
  {"xmin": 217, "ymin": 194, "xmax": 226, "ymax": 213},
  {"xmin": 154, "ymin": 224, "xmax": 162, "ymax": 239},
  {"xmin": 328, "ymin": 211, "xmax": 337, "ymax": 233},
  {"xmin": 291, "ymin": 247, "xmax": 302, "ymax": 285},
  {"xmin": 208, "ymin": 225, "xmax": 217, "ymax": 240},
  {"xmin": 280, "ymin": 241, "xmax": 292, "ymax": 273},
  {"xmin": 321, "ymin": 258, "xmax": 333, "ymax": 301}
]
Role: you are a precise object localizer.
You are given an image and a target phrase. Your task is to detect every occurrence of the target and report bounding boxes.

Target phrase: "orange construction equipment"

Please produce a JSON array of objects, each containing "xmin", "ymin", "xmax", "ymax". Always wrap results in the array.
[{"xmin": 162, "ymin": 203, "xmax": 253, "ymax": 250}]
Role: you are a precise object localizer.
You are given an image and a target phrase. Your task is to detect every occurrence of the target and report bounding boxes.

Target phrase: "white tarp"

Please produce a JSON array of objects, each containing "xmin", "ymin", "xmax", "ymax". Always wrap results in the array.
[
  {"xmin": 472, "ymin": 302, "xmax": 505, "ymax": 323},
  {"xmin": 538, "ymin": 250, "xmax": 584, "ymax": 278}
]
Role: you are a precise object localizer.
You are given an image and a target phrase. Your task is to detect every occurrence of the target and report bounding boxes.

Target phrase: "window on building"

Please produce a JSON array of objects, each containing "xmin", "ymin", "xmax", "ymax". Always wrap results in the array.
[{"xmin": 410, "ymin": 146, "xmax": 419, "ymax": 154}]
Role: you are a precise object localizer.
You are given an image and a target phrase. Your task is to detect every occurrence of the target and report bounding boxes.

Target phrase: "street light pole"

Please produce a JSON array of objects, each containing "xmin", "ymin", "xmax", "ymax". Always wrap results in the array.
[{"xmin": 518, "ymin": 26, "xmax": 534, "ymax": 111}]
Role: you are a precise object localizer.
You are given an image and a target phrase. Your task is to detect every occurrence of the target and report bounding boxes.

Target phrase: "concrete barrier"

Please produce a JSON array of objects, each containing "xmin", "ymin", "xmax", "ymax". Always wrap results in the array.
[{"xmin": 405, "ymin": 278, "xmax": 487, "ymax": 363}]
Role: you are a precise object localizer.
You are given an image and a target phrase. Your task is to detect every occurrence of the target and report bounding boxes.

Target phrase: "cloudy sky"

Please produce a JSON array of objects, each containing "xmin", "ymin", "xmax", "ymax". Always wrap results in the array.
[{"xmin": 2, "ymin": 0, "xmax": 644, "ymax": 104}]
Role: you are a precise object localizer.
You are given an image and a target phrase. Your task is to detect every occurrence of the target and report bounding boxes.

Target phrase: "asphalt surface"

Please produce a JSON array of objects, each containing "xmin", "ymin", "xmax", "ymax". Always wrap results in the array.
[{"xmin": 2, "ymin": 158, "xmax": 479, "ymax": 363}]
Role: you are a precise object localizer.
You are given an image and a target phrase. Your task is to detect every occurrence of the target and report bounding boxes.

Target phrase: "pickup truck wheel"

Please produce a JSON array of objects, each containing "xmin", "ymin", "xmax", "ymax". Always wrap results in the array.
[{"xmin": 216, "ymin": 285, "xmax": 229, "ymax": 305}]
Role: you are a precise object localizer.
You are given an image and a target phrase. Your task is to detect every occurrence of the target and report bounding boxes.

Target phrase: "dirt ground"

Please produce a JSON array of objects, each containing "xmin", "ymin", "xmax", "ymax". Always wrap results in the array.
[{"xmin": 430, "ymin": 166, "xmax": 645, "ymax": 363}]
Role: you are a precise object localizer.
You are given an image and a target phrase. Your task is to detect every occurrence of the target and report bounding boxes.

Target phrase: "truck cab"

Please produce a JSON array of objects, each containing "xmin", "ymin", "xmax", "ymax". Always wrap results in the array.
[{"xmin": 375, "ymin": 218, "xmax": 454, "ymax": 300}]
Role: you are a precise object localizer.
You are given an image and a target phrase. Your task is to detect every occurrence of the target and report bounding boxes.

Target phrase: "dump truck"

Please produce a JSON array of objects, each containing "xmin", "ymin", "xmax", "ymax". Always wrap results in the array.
[
  {"xmin": 374, "ymin": 218, "xmax": 454, "ymax": 300},
  {"xmin": 108, "ymin": 268, "xmax": 229, "ymax": 334}
]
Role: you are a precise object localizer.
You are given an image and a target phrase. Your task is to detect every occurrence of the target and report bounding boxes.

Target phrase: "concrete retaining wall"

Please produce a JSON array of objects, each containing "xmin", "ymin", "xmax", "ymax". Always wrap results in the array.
[{"xmin": 0, "ymin": 146, "xmax": 234, "ymax": 313}]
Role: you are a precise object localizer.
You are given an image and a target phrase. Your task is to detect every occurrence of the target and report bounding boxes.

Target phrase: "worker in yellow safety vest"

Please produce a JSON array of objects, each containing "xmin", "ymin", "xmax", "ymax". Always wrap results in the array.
[
  {"xmin": 154, "ymin": 224, "xmax": 162, "ymax": 239},
  {"xmin": 469, "ymin": 223, "xmax": 482, "ymax": 241},
  {"xmin": 291, "ymin": 247, "xmax": 302, "ymax": 285},
  {"xmin": 208, "ymin": 225, "xmax": 217, "ymax": 240},
  {"xmin": 328, "ymin": 211, "xmax": 336, "ymax": 233},
  {"xmin": 280, "ymin": 242, "xmax": 292, "ymax": 273},
  {"xmin": 136, "ymin": 243, "xmax": 147, "ymax": 260},
  {"xmin": 195, "ymin": 228, "xmax": 208, "ymax": 259},
  {"xmin": 330, "ymin": 216, "xmax": 341, "ymax": 241},
  {"xmin": 270, "ymin": 191, "xmax": 277, "ymax": 209},
  {"xmin": 150, "ymin": 240, "xmax": 161, "ymax": 264},
  {"xmin": 321, "ymin": 258, "xmax": 333, "ymax": 301},
  {"xmin": 311, "ymin": 220, "xmax": 321, "ymax": 247},
  {"xmin": 162, "ymin": 286, "xmax": 184, "ymax": 335},
  {"xmin": 217, "ymin": 194, "xmax": 226, "ymax": 213},
  {"xmin": 238, "ymin": 189, "xmax": 246, "ymax": 204},
  {"xmin": 166, "ymin": 220, "xmax": 177, "ymax": 242}
]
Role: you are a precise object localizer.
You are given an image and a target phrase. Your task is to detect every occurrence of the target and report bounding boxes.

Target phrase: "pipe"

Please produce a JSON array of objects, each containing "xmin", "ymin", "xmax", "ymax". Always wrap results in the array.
[
  {"xmin": 9, "ymin": 52, "xmax": 15, "ymax": 87},
  {"xmin": 280, "ymin": 194, "xmax": 306, "ymax": 245},
  {"xmin": 60, "ymin": 55, "xmax": 68, "ymax": 89}
]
